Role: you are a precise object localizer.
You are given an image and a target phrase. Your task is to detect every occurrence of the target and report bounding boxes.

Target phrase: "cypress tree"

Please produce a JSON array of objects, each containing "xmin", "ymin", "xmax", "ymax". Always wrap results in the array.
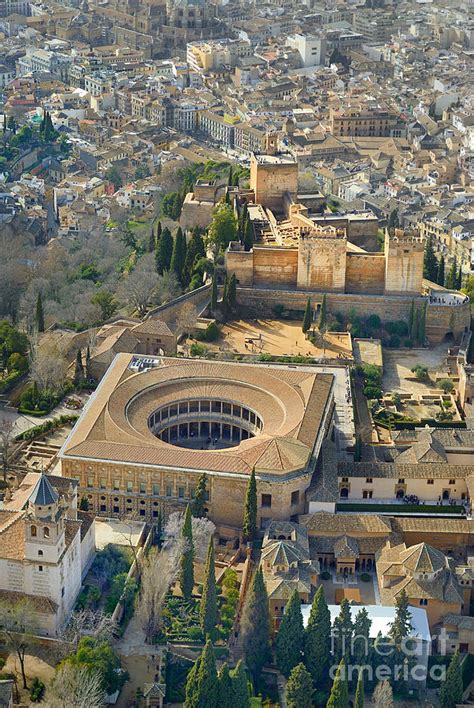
[
  {"xmin": 227, "ymin": 273, "xmax": 237, "ymax": 311},
  {"xmin": 241, "ymin": 567, "xmax": 271, "ymax": 682},
  {"xmin": 192, "ymin": 472, "xmax": 207, "ymax": 518},
  {"xmin": 302, "ymin": 298, "xmax": 312, "ymax": 334},
  {"xmin": 352, "ymin": 607, "xmax": 371, "ymax": 667},
  {"xmin": 440, "ymin": 651, "xmax": 463, "ymax": 708},
  {"xmin": 200, "ymin": 537, "xmax": 218, "ymax": 639},
  {"xmin": 85, "ymin": 345, "xmax": 91, "ymax": 380},
  {"xmin": 326, "ymin": 658, "xmax": 348, "ymax": 708},
  {"xmin": 210, "ymin": 272, "xmax": 218, "ymax": 313},
  {"xmin": 243, "ymin": 216, "xmax": 253, "ymax": 251},
  {"xmin": 275, "ymin": 589, "xmax": 304, "ymax": 677},
  {"xmin": 184, "ymin": 229, "xmax": 205, "ymax": 285},
  {"xmin": 388, "ymin": 209, "xmax": 399, "ymax": 229},
  {"xmin": 304, "ymin": 586, "xmax": 331, "ymax": 689},
  {"xmin": 446, "ymin": 257, "xmax": 457, "ymax": 290},
  {"xmin": 354, "ymin": 671, "xmax": 364, "ymax": 708},
  {"xmin": 408, "ymin": 299, "xmax": 415, "ymax": 341},
  {"xmin": 74, "ymin": 349, "xmax": 84, "ymax": 385},
  {"xmin": 217, "ymin": 663, "xmax": 233, "ymax": 708},
  {"xmin": 242, "ymin": 469, "xmax": 257, "ymax": 543},
  {"xmin": 230, "ymin": 660, "xmax": 250, "ymax": 708},
  {"xmin": 423, "ymin": 236, "xmax": 438, "ymax": 282},
  {"xmin": 148, "ymin": 228, "xmax": 156, "ymax": 253},
  {"xmin": 437, "ymin": 255, "xmax": 445, "ymax": 286},
  {"xmin": 389, "ymin": 588, "xmax": 412, "ymax": 688},
  {"xmin": 156, "ymin": 226, "xmax": 173, "ymax": 274},
  {"xmin": 36, "ymin": 292, "xmax": 45, "ymax": 332},
  {"xmin": 185, "ymin": 640, "xmax": 219, "ymax": 708},
  {"xmin": 318, "ymin": 294, "xmax": 327, "ymax": 330},
  {"xmin": 171, "ymin": 226, "xmax": 187, "ymax": 286},
  {"xmin": 417, "ymin": 301, "xmax": 427, "ymax": 344},
  {"xmin": 239, "ymin": 202, "xmax": 248, "ymax": 239},
  {"xmin": 456, "ymin": 265, "xmax": 463, "ymax": 290},
  {"xmin": 155, "ymin": 219, "xmax": 162, "ymax": 240},
  {"xmin": 179, "ymin": 505, "xmax": 195, "ymax": 599},
  {"xmin": 333, "ymin": 598, "xmax": 353, "ymax": 664},
  {"xmin": 285, "ymin": 662, "xmax": 313, "ymax": 708},
  {"xmin": 228, "ymin": 165, "xmax": 233, "ymax": 187}
]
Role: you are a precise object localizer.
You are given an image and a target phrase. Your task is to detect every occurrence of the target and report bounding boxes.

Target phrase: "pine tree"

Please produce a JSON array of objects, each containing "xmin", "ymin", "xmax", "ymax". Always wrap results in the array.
[
  {"xmin": 74, "ymin": 349, "xmax": 84, "ymax": 385},
  {"xmin": 210, "ymin": 273, "xmax": 218, "ymax": 313},
  {"xmin": 243, "ymin": 216, "xmax": 253, "ymax": 252},
  {"xmin": 217, "ymin": 663, "xmax": 233, "ymax": 708},
  {"xmin": 302, "ymin": 298, "xmax": 312, "ymax": 334},
  {"xmin": 200, "ymin": 537, "xmax": 218, "ymax": 639},
  {"xmin": 241, "ymin": 567, "xmax": 271, "ymax": 682},
  {"xmin": 423, "ymin": 236, "xmax": 438, "ymax": 282},
  {"xmin": 304, "ymin": 586, "xmax": 331, "ymax": 689},
  {"xmin": 242, "ymin": 469, "xmax": 257, "ymax": 543},
  {"xmin": 440, "ymin": 651, "xmax": 463, "ymax": 708},
  {"xmin": 285, "ymin": 662, "xmax": 313, "ymax": 708},
  {"xmin": 446, "ymin": 257, "xmax": 457, "ymax": 290},
  {"xmin": 437, "ymin": 255, "xmax": 445, "ymax": 286},
  {"xmin": 179, "ymin": 505, "xmax": 194, "ymax": 599},
  {"xmin": 230, "ymin": 660, "xmax": 250, "ymax": 708},
  {"xmin": 185, "ymin": 640, "xmax": 219, "ymax": 708},
  {"xmin": 171, "ymin": 227, "xmax": 187, "ymax": 286},
  {"xmin": 275, "ymin": 589, "xmax": 304, "ymax": 677},
  {"xmin": 192, "ymin": 472, "xmax": 207, "ymax": 518},
  {"xmin": 318, "ymin": 294, "xmax": 327, "ymax": 330},
  {"xmin": 352, "ymin": 607, "xmax": 371, "ymax": 667},
  {"xmin": 326, "ymin": 658, "xmax": 348, "ymax": 708},
  {"xmin": 35, "ymin": 293, "xmax": 45, "ymax": 332},
  {"xmin": 156, "ymin": 227, "xmax": 173, "ymax": 274},
  {"xmin": 333, "ymin": 598, "xmax": 353, "ymax": 664},
  {"xmin": 354, "ymin": 671, "xmax": 364, "ymax": 708},
  {"xmin": 373, "ymin": 679, "xmax": 394, "ymax": 708}
]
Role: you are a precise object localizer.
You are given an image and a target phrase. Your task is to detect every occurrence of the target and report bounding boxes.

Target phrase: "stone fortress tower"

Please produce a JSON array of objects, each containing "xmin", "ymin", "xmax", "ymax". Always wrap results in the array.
[{"xmin": 384, "ymin": 228, "xmax": 425, "ymax": 295}]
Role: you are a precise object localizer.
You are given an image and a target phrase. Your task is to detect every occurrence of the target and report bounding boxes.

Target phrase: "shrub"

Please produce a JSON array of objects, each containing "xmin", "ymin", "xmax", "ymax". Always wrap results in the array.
[
  {"xmin": 411, "ymin": 365, "xmax": 429, "ymax": 381},
  {"xmin": 360, "ymin": 573, "xmax": 371, "ymax": 582},
  {"xmin": 321, "ymin": 570, "xmax": 331, "ymax": 580},
  {"xmin": 273, "ymin": 304, "xmax": 285, "ymax": 318},
  {"xmin": 190, "ymin": 342, "xmax": 207, "ymax": 357},
  {"xmin": 197, "ymin": 322, "xmax": 220, "ymax": 342},
  {"xmin": 0, "ymin": 370, "xmax": 23, "ymax": 393},
  {"xmin": 367, "ymin": 314, "xmax": 381, "ymax": 329},
  {"xmin": 187, "ymin": 626, "xmax": 203, "ymax": 641},
  {"xmin": 438, "ymin": 378, "xmax": 454, "ymax": 393},
  {"xmin": 30, "ymin": 677, "xmax": 45, "ymax": 703}
]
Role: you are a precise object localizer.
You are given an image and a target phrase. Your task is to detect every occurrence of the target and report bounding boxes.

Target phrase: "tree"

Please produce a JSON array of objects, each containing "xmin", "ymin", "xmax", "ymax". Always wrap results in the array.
[
  {"xmin": 241, "ymin": 567, "xmax": 271, "ymax": 682},
  {"xmin": 373, "ymin": 680, "xmax": 394, "ymax": 708},
  {"xmin": 333, "ymin": 598, "xmax": 353, "ymax": 664},
  {"xmin": 210, "ymin": 272, "xmax": 218, "ymax": 313},
  {"xmin": 437, "ymin": 254, "xmax": 445, "ymax": 286},
  {"xmin": 200, "ymin": 537, "xmax": 218, "ymax": 639},
  {"xmin": 207, "ymin": 202, "xmax": 237, "ymax": 251},
  {"xmin": 192, "ymin": 472, "xmax": 207, "ymax": 518},
  {"xmin": 171, "ymin": 227, "xmax": 187, "ymax": 286},
  {"xmin": 0, "ymin": 416, "xmax": 14, "ymax": 483},
  {"xmin": 304, "ymin": 586, "xmax": 331, "ymax": 689},
  {"xmin": 326, "ymin": 658, "xmax": 348, "ymax": 708},
  {"xmin": 44, "ymin": 665, "xmax": 105, "ymax": 708},
  {"xmin": 275, "ymin": 589, "xmax": 304, "ymax": 677},
  {"xmin": 180, "ymin": 505, "xmax": 195, "ymax": 599},
  {"xmin": 35, "ymin": 292, "xmax": 45, "ymax": 332},
  {"xmin": 0, "ymin": 598, "xmax": 37, "ymax": 689},
  {"xmin": 440, "ymin": 651, "xmax": 463, "ymax": 708},
  {"xmin": 85, "ymin": 345, "xmax": 92, "ymax": 380},
  {"xmin": 74, "ymin": 349, "xmax": 84, "ymax": 386},
  {"xmin": 389, "ymin": 588, "xmax": 412, "ymax": 688},
  {"xmin": 354, "ymin": 671, "xmax": 364, "ymax": 708},
  {"xmin": 185, "ymin": 640, "xmax": 219, "ymax": 708},
  {"xmin": 60, "ymin": 637, "xmax": 125, "ymax": 696},
  {"xmin": 302, "ymin": 298, "xmax": 312, "ymax": 334},
  {"xmin": 230, "ymin": 660, "xmax": 250, "ymax": 708},
  {"xmin": 184, "ymin": 229, "xmax": 206, "ymax": 285},
  {"xmin": 243, "ymin": 216, "xmax": 253, "ymax": 252},
  {"xmin": 218, "ymin": 663, "xmax": 233, "ymax": 708},
  {"xmin": 352, "ymin": 607, "xmax": 371, "ymax": 668},
  {"xmin": 423, "ymin": 236, "xmax": 438, "ymax": 282},
  {"xmin": 155, "ymin": 227, "xmax": 173, "ymax": 274},
  {"xmin": 242, "ymin": 469, "xmax": 257, "ymax": 543},
  {"xmin": 286, "ymin": 662, "xmax": 313, "ymax": 708},
  {"xmin": 121, "ymin": 259, "xmax": 158, "ymax": 316},
  {"xmin": 388, "ymin": 209, "xmax": 399, "ymax": 229},
  {"xmin": 105, "ymin": 165, "xmax": 122, "ymax": 191},
  {"xmin": 318, "ymin": 294, "xmax": 327, "ymax": 330},
  {"xmin": 446, "ymin": 257, "xmax": 457, "ymax": 290},
  {"xmin": 28, "ymin": 332, "xmax": 68, "ymax": 394},
  {"xmin": 227, "ymin": 272, "xmax": 237, "ymax": 312},
  {"xmin": 91, "ymin": 290, "xmax": 118, "ymax": 322},
  {"xmin": 456, "ymin": 265, "xmax": 463, "ymax": 290}
]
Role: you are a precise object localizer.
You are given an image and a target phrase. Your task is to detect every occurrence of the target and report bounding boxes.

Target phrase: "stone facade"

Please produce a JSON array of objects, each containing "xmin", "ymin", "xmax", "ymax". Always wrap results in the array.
[{"xmin": 250, "ymin": 153, "xmax": 298, "ymax": 212}]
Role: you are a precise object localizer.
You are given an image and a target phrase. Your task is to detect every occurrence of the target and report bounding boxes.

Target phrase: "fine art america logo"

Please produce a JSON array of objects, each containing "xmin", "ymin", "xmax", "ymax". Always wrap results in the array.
[{"xmin": 328, "ymin": 630, "xmax": 449, "ymax": 683}]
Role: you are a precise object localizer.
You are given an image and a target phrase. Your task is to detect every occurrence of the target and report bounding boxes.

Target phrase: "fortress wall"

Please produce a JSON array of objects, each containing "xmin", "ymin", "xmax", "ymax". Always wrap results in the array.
[
  {"xmin": 253, "ymin": 247, "xmax": 298, "ymax": 288},
  {"xmin": 250, "ymin": 161, "xmax": 299, "ymax": 211},
  {"xmin": 226, "ymin": 249, "xmax": 255, "ymax": 286},
  {"xmin": 297, "ymin": 237, "xmax": 347, "ymax": 292},
  {"xmin": 425, "ymin": 302, "xmax": 471, "ymax": 343},
  {"xmin": 345, "ymin": 253, "xmax": 385, "ymax": 294}
]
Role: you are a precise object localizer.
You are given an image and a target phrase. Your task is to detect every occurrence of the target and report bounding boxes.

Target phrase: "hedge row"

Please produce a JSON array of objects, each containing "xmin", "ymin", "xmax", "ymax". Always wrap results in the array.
[
  {"xmin": 16, "ymin": 414, "xmax": 79, "ymax": 441},
  {"xmin": 337, "ymin": 503, "xmax": 465, "ymax": 515}
]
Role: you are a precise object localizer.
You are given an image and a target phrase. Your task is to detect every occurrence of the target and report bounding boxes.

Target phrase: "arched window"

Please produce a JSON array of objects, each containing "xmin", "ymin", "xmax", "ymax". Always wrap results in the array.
[
  {"xmin": 340, "ymin": 487, "xmax": 349, "ymax": 499},
  {"xmin": 38, "ymin": 550, "xmax": 43, "ymax": 556},
  {"xmin": 43, "ymin": 528, "xmax": 50, "ymax": 539},
  {"xmin": 31, "ymin": 525, "xmax": 37, "ymax": 537}
]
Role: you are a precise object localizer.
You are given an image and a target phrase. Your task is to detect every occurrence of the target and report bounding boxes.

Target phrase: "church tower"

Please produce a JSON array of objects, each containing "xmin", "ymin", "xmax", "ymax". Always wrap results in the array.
[{"xmin": 24, "ymin": 473, "xmax": 66, "ymax": 565}]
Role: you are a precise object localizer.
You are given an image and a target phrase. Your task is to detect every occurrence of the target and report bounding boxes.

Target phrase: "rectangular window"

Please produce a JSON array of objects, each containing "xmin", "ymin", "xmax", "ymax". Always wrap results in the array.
[
  {"xmin": 127, "ymin": 481, "xmax": 133, "ymax": 492},
  {"xmin": 398, "ymin": 478, "xmax": 405, "ymax": 484},
  {"xmin": 427, "ymin": 479, "xmax": 434, "ymax": 485},
  {"xmin": 261, "ymin": 494, "xmax": 272, "ymax": 508},
  {"xmin": 113, "ymin": 479, "xmax": 120, "ymax": 490},
  {"xmin": 140, "ymin": 483, "xmax": 146, "ymax": 494},
  {"xmin": 366, "ymin": 477, "xmax": 373, "ymax": 484},
  {"xmin": 449, "ymin": 479, "xmax": 456, "ymax": 485},
  {"xmin": 38, "ymin": 565, "xmax": 43, "ymax": 572},
  {"xmin": 291, "ymin": 490, "xmax": 300, "ymax": 506},
  {"xmin": 113, "ymin": 506, "xmax": 119, "ymax": 514},
  {"xmin": 166, "ymin": 484, "xmax": 172, "ymax": 497},
  {"xmin": 87, "ymin": 477, "xmax": 93, "ymax": 487},
  {"xmin": 100, "ymin": 478, "xmax": 106, "ymax": 489},
  {"xmin": 152, "ymin": 484, "xmax": 160, "ymax": 495},
  {"xmin": 419, "ymin": 599, "xmax": 428, "ymax": 606},
  {"xmin": 178, "ymin": 486, "xmax": 185, "ymax": 499},
  {"xmin": 100, "ymin": 504, "xmax": 106, "ymax": 512},
  {"xmin": 153, "ymin": 510, "xmax": 158, "ymax": 518},
  {"xmin": 139, "ymin": 509, "xmax": 146, "ymax": 517}
]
